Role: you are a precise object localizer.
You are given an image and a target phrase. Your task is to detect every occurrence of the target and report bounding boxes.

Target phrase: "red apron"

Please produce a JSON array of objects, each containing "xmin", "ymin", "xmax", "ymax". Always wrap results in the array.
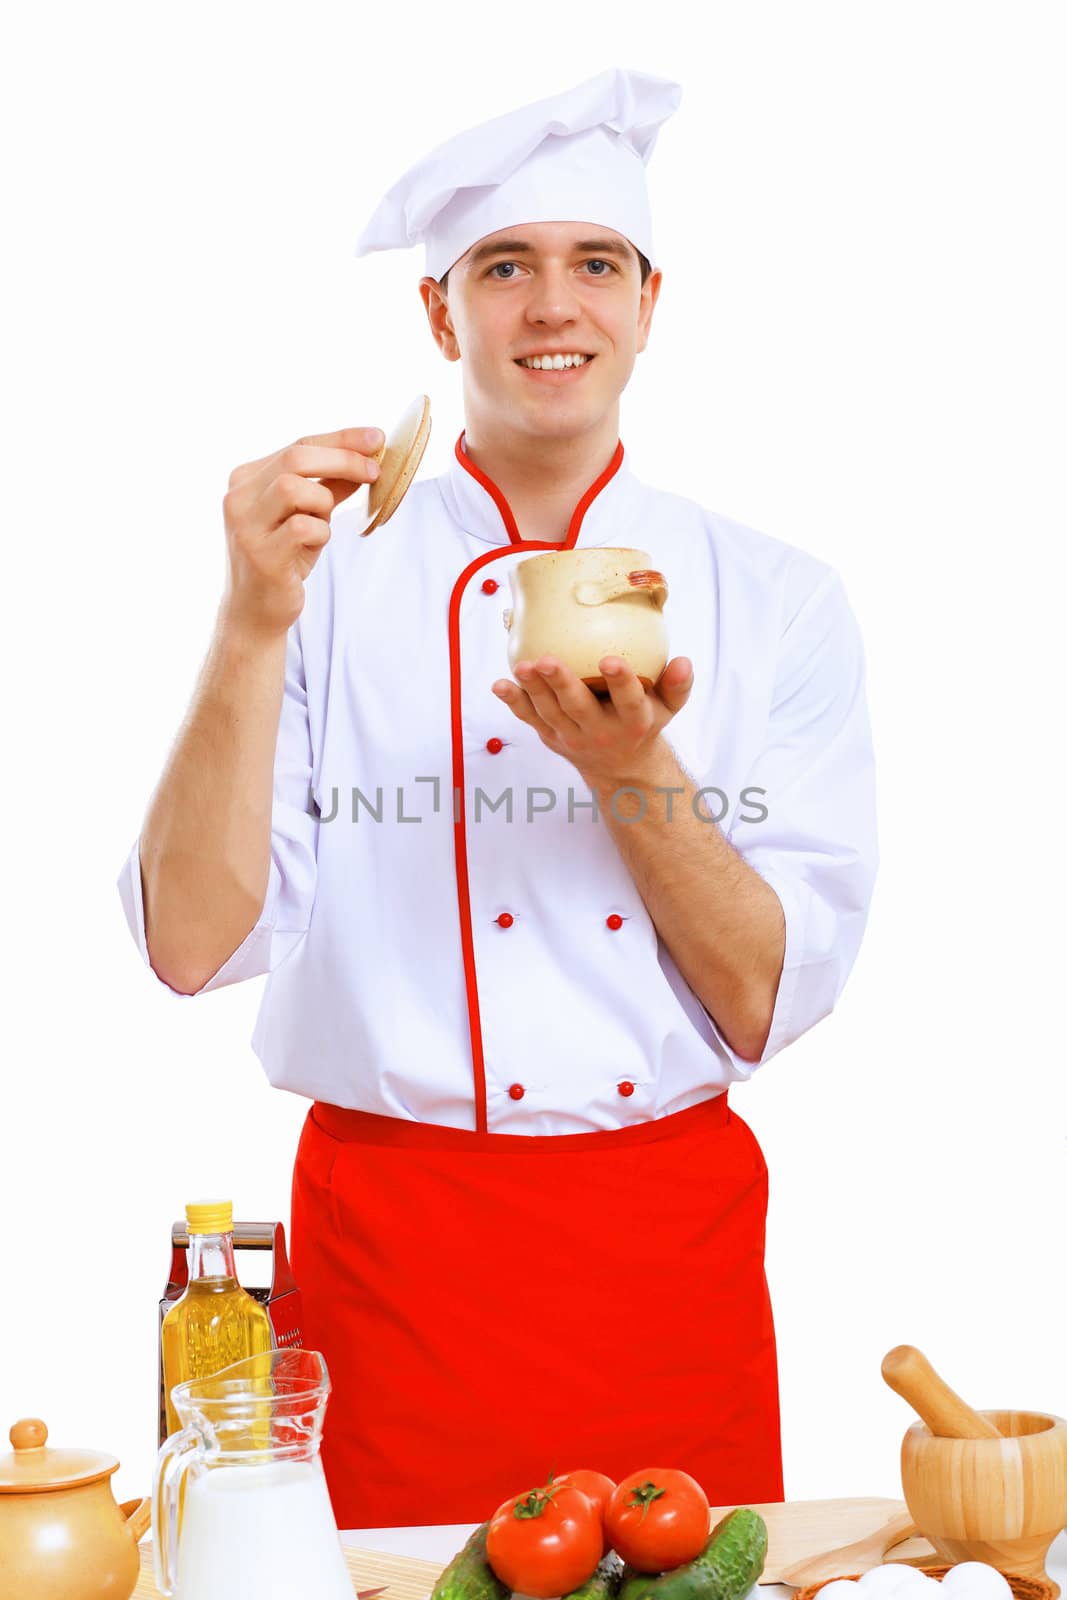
[{"xmin": 290, "ymin": 1089, "xmax": 783, "ymax": 1529}]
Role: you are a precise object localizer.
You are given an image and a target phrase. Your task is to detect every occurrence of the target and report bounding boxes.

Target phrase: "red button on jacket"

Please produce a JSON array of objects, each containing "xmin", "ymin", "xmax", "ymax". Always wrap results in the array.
[
  {"xmin": 495, "ymin": 912, "xmax": 514, "ymax": 929},
  {"xmin": 606, "ymin": 914, "xmax": 624, "ymax": 930},
  {"xmin": 486, "ymin": 737, "xmax": 504, "ymax": 754},
  {"xmin": 481, "ymin": 577, "xmax": 499, "ymax": 594},
  {"xmin": 617, "ymin": 1081, "xmax": 635, "ymax": 1097},
  {"xmin": 508, "ymin": 1083, "xmax": 525, "ymax": 1100}
]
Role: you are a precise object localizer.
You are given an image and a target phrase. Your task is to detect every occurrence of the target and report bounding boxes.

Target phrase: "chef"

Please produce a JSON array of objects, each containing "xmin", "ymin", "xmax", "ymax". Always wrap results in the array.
[{"xmin": 118, "ymin": 67, "xmax": 878, "ymax": 1529}]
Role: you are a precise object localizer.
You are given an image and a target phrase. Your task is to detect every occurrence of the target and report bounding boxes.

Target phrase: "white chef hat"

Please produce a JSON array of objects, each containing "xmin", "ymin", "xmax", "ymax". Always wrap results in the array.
[{"xmin": 354, "ymin": 67, "xmax": 682, "ymax": 282}]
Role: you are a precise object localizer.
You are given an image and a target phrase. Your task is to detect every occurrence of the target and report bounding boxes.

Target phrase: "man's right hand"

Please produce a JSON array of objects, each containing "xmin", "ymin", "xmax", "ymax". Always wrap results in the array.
[{"xmin": 221, "ymin": 425, "xmax": 385, "ymax": 639}]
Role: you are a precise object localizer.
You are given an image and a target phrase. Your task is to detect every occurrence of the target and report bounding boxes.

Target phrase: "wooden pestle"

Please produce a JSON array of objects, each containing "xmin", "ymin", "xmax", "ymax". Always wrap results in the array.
[{"xmin": 881, "ymin": 1345, "xmax": 1004, "ymax": 1437}]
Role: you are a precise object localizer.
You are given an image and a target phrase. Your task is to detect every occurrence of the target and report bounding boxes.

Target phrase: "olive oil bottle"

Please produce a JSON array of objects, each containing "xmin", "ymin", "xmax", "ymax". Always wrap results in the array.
[{"xmin": 161, "ymin": 1200, "xmax": 273, "ymax": 1438}]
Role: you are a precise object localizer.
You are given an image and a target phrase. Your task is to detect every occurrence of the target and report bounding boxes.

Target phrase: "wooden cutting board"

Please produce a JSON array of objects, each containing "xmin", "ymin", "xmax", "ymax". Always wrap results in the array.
[{"xmin": 132, "ymin": 1497, "xmax": 938, "ymax": 1596}]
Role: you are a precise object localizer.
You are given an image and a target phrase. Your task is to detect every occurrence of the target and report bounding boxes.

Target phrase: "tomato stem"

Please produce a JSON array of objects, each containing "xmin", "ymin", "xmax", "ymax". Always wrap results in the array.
[
  {"xmin": 513, "ymin": 1471, "xmax": 561, "ymax": 1521},
  {"xmin": 626, "ymin": 1481, "xmax": 667, "ymax": 1523}
]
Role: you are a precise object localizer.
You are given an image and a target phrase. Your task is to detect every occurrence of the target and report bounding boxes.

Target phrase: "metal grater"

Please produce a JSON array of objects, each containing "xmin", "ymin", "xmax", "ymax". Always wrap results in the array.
[{"xmin": 157, "ymin": 1219, "xmax": 305, "ymax": 1446}]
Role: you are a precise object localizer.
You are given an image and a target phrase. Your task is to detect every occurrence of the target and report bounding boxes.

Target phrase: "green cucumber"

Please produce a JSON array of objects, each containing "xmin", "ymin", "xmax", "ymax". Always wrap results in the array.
[
  {"xmin": 431, "ymin": 1521, "xmax": 510, "ymax": 1600},
  {"xmin": 617, "ymin": 1508, "xmax": 768, "ymax": 1600},
  {"xmin": 564, "ymin": 1552, "xmax": 626, "ymax": 1600}
]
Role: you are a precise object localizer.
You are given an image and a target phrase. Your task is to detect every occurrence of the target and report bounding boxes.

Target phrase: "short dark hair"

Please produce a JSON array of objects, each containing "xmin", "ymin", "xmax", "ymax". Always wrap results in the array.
[{"xmin": 438, "ymin": 246, "xmax": 652, "ymax": 294}]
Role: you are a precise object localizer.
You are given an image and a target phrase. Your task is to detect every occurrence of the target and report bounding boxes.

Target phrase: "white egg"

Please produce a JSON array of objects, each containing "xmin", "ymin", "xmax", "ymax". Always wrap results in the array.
[
  {"xmin": 858, "ymin": 1564, "xmax": 926, "ymax": 1598},
  {"xmin": 940, "ymin": 1563, "xmax": 1013, "ymax": 1600},
  {"xmin": 817, "ymin": 1582, "xmax": 861, "ymax": 1600},
  {"xmin": 879, "ymin": 1568, "xmax": 940, "ymax": 1591}
]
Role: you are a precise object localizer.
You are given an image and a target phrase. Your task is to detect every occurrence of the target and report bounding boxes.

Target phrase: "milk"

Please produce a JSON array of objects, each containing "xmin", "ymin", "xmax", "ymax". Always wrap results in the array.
[{"xmin": 176, "ymin": 1458, "xmax": 354, "ymax": 1599}]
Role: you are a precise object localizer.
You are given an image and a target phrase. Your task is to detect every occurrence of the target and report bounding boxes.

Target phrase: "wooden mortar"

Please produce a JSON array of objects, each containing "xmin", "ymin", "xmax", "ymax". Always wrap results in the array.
[{"xmin": 882, "ymin": 1346, "xmax": 1067, "ymax": 1596}]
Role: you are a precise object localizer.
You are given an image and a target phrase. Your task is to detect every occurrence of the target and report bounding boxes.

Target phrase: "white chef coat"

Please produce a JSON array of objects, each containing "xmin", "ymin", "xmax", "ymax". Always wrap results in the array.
[{"xmin": 118, "ymin": 433, "xmax": 878, "ymax": 1134}]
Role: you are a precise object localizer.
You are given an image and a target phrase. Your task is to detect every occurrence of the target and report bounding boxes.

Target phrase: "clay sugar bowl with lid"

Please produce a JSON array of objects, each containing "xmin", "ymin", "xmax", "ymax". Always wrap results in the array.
[{"xmin": 0, "ymin": 1416, "xmax": 150, "ymax": 1600}]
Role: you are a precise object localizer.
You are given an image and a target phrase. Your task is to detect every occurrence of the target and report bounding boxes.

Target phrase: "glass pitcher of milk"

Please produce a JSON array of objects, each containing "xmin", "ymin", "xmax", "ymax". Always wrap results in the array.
[{"xmin": 153, "ymin": 1347, "xmax": 354, "ymax": 1599}]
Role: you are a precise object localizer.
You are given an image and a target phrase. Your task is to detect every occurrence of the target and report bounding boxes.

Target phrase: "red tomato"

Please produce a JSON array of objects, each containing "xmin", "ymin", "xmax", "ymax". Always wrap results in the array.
[
  {"xmin": 487, "ymin": 1474, "xmax": 603, "ymax": 1598},
  {"xmin": 555, "ymin": 1470, "xmax": 617, "ymax": 1556},
  {"xmin": 603, "ymin": 1468, "xmax": 710, "ymax": 1572}
]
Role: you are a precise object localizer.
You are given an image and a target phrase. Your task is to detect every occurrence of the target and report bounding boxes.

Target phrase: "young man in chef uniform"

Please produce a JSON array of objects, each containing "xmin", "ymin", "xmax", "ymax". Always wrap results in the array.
[{"xmin": 119, "ymin": 68, "xmax": 878, "ymax": 1526}]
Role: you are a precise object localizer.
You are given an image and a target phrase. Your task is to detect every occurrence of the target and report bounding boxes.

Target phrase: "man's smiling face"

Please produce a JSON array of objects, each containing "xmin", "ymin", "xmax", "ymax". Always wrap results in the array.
[{"xmin": 419, "ymin": 221, "xmax": 662, "ymax": 444}]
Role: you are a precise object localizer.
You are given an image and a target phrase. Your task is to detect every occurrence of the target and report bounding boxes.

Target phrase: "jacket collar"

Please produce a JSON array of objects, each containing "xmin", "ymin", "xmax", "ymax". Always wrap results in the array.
[{"xmin": 437, "ymin": 430, "xmax": 644, "ymax": 548}]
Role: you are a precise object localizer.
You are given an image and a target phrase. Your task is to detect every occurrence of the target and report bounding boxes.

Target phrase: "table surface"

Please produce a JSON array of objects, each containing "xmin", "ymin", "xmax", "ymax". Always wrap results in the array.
[{"xmin": 339, "ymin": 1525, "xmax": 1067, "ymax": 1599}]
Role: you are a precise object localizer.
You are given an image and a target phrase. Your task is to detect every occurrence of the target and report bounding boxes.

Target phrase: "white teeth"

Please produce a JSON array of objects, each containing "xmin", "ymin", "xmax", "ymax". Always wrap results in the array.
[{"xmin": 520, "ymin": 353, "xmax": 589, "ymax": 369}]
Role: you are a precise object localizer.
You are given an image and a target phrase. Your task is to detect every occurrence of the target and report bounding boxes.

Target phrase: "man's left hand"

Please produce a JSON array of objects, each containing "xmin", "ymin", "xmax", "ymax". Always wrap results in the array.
[{"xmin": 491, "ymin": 654, "xmax": 694, "ymax": 791}]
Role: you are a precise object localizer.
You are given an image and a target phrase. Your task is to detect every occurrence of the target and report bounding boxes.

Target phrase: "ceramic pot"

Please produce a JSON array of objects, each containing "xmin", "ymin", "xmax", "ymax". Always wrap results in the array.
[
  {"xmin": 504, "ymin": 547, "xmax": 669, "ymax": 690},
  {"xmin": 0, "ymin": 1417, "xmax": 150, "ymax": 1600}
]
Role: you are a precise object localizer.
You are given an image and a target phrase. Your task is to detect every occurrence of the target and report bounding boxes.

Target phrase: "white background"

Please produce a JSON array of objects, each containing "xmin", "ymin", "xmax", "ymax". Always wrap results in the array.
[{"xmin": 3, "ymin": 0, "xmax": 1065, "ymax": 1522}]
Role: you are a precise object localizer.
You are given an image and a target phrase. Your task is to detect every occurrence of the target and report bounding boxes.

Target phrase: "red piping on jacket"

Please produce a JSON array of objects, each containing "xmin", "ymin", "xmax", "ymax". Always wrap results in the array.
[{"xmin": 448, "ymin": 431, "xmax": 625, "ymax": 1132}]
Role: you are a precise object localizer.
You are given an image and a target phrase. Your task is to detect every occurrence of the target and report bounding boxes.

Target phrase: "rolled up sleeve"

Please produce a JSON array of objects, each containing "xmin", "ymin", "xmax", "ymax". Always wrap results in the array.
[
  {"xmin": 702, "ymin": 567, "xmax": 879, "ymax": 1072},
  {"xmin": 116, "ymin": 623, "xmax": 319, "ymax": 996}
]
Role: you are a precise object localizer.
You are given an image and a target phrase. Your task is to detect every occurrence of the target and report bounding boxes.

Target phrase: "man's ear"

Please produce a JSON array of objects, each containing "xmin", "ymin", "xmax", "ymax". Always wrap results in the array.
[
  {"xmin": 419, "ymin": 277, "xmax": 461, "ymax": 361},
  {"xmin": 636, "ymin": 268, "xmax": 663, "ymax": 355}
]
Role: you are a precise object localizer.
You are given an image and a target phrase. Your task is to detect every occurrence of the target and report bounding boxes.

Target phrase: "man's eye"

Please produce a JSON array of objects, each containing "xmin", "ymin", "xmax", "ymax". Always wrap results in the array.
[{"xmin": 487, "ymin": 259, "xmax": 615, "ymax": 279}]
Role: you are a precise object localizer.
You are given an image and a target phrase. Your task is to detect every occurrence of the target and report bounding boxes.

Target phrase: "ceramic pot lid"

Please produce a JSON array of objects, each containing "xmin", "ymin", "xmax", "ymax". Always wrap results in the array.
[
  {"xmin": 361, "ymin": 393, "xmax": 432, "ymax": 534},
  {"xmin": 0, "ymin": 1418, "xmax": 118, "ymax": 1493}
]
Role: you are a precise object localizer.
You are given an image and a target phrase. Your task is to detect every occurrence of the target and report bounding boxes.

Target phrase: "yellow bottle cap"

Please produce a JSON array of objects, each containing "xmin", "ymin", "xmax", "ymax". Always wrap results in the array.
[{"xmin": 186, "ymin": 1200, "xmax": 234, "ymax": 1236}]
